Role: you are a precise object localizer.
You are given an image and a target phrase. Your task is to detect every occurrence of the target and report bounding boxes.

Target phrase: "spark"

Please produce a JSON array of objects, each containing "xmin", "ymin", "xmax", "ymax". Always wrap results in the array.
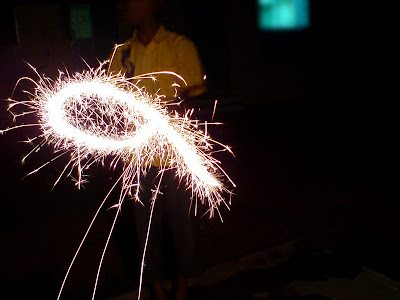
[
  {"xmin": 1, "ymin": 60, "xmax": 235, "ymax": 299},
  {"xmin": 212, "ymin": 99, "xmax": 218, "ymax": 121}
]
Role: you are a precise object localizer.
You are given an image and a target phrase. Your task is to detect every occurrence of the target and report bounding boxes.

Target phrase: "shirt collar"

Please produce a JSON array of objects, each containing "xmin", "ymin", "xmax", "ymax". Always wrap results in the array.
[{"xmin": 131, "ymin": 25, "xmax": 167, "ymax": 44}]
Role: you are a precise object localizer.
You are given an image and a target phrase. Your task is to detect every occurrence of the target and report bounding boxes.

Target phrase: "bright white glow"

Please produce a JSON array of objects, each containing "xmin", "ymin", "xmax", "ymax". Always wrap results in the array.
[
  {"xmin": 43, "ymin": 79, "xmax": 223, "ymax": 193},
  {"xmin": 2, "ymin": 63, "xmax": 233, "ymax": 207}
]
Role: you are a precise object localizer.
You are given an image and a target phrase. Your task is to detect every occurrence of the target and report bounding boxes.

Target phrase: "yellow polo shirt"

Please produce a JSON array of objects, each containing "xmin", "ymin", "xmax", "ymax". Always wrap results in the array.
[{"xmin": 109, "ymin": 25, "xmax": 206, "ymax": 98}]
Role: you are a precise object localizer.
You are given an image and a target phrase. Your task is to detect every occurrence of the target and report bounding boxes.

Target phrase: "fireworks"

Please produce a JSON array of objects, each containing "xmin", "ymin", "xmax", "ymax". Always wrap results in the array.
[{"xmin": 1, "ymin": 61, "xmax": 234, "ymax": 299}]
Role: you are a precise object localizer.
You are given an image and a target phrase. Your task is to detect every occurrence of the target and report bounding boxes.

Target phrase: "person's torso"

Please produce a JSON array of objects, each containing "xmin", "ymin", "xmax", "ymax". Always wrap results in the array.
[{"xmin": 121, "ymin": 28, "xmax": 185, "ymax": 98}]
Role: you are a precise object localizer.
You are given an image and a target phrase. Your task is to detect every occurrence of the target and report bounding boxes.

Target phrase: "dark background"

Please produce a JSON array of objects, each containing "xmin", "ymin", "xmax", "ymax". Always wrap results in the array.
[{"xmin": 0, "ymin": 1, "xmax": 398, "ymax": 299}]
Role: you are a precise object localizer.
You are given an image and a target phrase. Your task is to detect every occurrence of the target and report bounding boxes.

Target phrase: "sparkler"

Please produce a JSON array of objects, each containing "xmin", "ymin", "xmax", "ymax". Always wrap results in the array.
[{"xmin": 1, "ymin": 60, "xmax": 234, "ymax": 299}]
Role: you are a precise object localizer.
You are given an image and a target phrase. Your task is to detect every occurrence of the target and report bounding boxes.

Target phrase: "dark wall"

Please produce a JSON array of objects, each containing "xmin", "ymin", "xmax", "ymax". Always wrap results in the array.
[
  {"xmin": 0, "ymin": 1, "xmax": 397, "ymax": 298},
  {"xmin": 1, "ymin": 2, "xmax": 118, "ymax": 85}
]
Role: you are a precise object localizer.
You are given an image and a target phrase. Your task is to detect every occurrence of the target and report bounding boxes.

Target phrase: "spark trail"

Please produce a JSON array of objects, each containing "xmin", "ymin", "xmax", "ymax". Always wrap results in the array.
[{"xmin": 1, "ymin": 61, "xmax": 235, "ymax": 299}]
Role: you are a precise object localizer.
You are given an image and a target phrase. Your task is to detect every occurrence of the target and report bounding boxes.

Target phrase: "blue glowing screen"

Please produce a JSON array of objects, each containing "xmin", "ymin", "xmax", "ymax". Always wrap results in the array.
[{"xmin": 258, "ymin": 0, "xmax": 310, "ymax": 30}]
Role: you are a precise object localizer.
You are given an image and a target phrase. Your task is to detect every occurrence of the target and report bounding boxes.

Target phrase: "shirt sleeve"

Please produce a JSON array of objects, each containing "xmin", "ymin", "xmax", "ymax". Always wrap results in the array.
[{"xmin": 175, "ymin": 38, "xmax": 207, "ymax": 97}]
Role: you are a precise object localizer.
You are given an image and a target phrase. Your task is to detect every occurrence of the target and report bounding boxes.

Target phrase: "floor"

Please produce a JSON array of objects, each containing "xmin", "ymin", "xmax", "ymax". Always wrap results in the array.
[{"xmin": 108, "ymin": 240, "xmax": 400, "ymax": 300}]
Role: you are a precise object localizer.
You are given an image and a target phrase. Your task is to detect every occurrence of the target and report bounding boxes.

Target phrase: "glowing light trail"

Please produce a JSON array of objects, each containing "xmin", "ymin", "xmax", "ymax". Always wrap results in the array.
[{"xmin": 1, "ymin": 61, "xmax": 235, "ymax": 299}]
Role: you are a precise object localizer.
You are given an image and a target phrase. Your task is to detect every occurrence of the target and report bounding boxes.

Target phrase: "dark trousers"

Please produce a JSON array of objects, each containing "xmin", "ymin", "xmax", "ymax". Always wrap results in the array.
[{"xmin": 133, "ymin": 167, "xmax": 203, "ymax": 283}]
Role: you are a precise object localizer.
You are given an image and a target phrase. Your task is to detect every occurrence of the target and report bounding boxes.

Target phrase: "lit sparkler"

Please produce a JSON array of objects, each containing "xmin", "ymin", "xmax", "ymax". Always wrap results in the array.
[{"xmin": 1, "ymin": 60, "xmax": 234, "ymax": 299}]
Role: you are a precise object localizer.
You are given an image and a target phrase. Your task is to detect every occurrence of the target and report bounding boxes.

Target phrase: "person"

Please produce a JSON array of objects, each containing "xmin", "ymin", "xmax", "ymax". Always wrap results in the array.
[
  {"xmin": 109, "ymin": 1, "xmax": 206, "ymax": 299},
  {"xmin": 110, "ymin": 0, "xmax": 206, "ymax": 99}
]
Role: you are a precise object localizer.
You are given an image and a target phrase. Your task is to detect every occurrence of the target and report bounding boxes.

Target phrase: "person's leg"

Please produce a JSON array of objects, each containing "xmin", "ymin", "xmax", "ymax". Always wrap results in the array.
[
  {"xmin": 173, "ymin": 276, "xmax": 188, "ymax": 300},
  {"xmin": 163, "ymin": 170, "xmax": 203, "ymax": 299},
  {"xmin": 152, "ymin": 281, "xmax": 168, "ymax": 300},
  {"xmin": 133, "ymin": 167, "xmax": 167, "ymax": 299}
]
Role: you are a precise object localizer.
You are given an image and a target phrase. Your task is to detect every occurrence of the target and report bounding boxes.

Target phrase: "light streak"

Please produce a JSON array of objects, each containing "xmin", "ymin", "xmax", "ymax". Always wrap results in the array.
[
  {"xmin": 1, "ymin": 60, "xmax": 235, "ymax": 299},
  {"xmin": 212, "ymin": 99, "xmax": 218, "ymax": 121}
]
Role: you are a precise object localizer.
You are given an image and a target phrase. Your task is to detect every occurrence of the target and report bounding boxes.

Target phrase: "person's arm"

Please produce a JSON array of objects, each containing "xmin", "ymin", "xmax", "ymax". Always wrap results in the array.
[
  {"xmin": 108, "ymin": 43, "xmax": 132, "ymax": 76},
  {"xmin": 108, "ymin": 48, "xmax": 123, "ymax": 75},
  {"xmin": 175, "ymin": 38, "xmax": 207, "ymax": 98}
]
